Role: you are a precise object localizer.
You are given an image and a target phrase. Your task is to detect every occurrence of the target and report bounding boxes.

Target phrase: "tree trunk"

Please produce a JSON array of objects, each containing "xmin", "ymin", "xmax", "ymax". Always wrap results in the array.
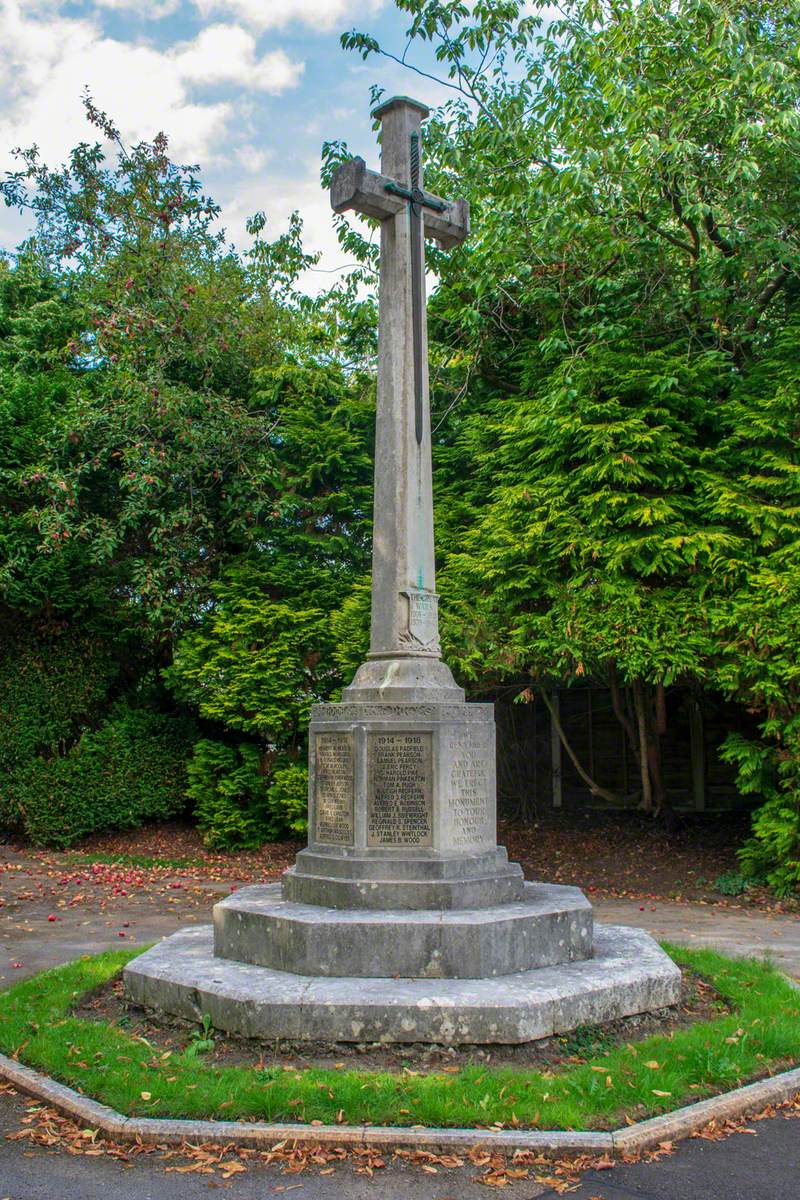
[
  {"xmin": 608, "ymin": 662, "xmax": 642, "ymax": 770},
  {"xmin": 632, "ymin": 678, "xmax": 654, "ymax": 813},
  {"xmin": 539, "ymin": 688, "xmax": 626, "ymax": 806}
]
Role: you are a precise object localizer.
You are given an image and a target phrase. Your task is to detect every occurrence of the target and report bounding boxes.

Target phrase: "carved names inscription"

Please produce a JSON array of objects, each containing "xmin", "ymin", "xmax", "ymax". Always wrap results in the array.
[
  {"xmin": 367, "ymin": 732, "xmax": 433, "ymax": 847},
  {"xmin": 314, "ymin": 731, "xmax": 355, "ymax": 845},
  {"xmin": 447, "ymin": 731, "xmax": 493, "ymax": 849}
]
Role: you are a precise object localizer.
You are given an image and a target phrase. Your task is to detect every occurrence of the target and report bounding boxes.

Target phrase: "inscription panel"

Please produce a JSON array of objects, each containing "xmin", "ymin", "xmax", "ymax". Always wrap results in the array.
[
  {"xmin": 447, "ymin": 732, "xmax": 493, "ymax": 849},
  {"xmin": 314, "ymin": 731, "xmax": 355, "ymax": 845},
  {"xmin": 367, "ymin": 732, "xmax": 433, "ymax": 847},
  {"xmin": 399, "ymin": 589, "xmax": 441, "ymax": 654}
]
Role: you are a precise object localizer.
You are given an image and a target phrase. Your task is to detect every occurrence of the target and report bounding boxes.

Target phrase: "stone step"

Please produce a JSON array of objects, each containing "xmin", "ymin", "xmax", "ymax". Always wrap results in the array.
[
  {"xmin": 213, "ymin": 882, "xmax": 593, "ymax": 979},
  {"xmin": 124, "ymin": 923, "xmax": 681, "ymax": 1045},
  {"xmin": 281, "ymin": 867, "xmax": 525, "ymax": 910},
  {"xmin": 291, "ymin": 845, "xmax": 518, "ymax": 881},
  {"xmin": 284, "ymin": 846, "xmax": 525, "ymax": 910}
]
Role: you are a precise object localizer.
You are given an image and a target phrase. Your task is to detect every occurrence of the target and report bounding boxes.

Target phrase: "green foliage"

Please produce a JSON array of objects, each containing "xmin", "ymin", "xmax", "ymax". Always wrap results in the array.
[
  {"xmin": 712, "ymin": 871, "xmax": 751, "ymax": 897},
  {"xmin": 268, "ymin": 763, "xmax": 308, "ymax": 837},
  {"xmin": 557, "ymin": 1024, "xmax": 613, "ymax": 1059},
  {"xmin": 330, "ymin": 578, "xmax": 371, "ymax": 684},
  {"xmin": 338, "ymin": 0, "xmax": 800, "ymax": 862},
  {"xmin": 0, "ymin": 97, "xmax": 326, "ymax": 635},
  {"xmin": 741, "ymin": 796, "xmax": 800, "ymax": 896},
  {"xmin": 0, "ymin": 625, "xmax": 120, "ymax": 786},
  {"xmin": 185, "ymin": 1014, "xmax": 216, "ymax": 1059},
  {"xmin": 0, "ymin": 257, "xmax": 101, "ymax": 614},
  {"xmin": 721, "ymin": 732, "xmax": 800, "ymax": 896},
  {"xmin": 186, "ymin": 740, "xmax": 273, "ymax": 850},
  {"xmin": 6, "ymin": 705, "xmax": 196, "ymax": 848},
  {"xmin": 0, "ymin": 103, "xmax": 373, "ymax": 852},
  {"xmin": 167, "ymin": 561, "xmax": 335, "ymax": 747},
  {"xmin": 186, "ymin": 740, "xmax": 308, "ymax": 849}
]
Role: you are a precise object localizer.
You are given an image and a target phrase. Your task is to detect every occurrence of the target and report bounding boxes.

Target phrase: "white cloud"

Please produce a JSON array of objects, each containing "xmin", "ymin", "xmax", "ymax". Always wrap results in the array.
[
  {"xmin": 233, "ymin": 144, "xmax": 273, "ymax": 174},
  {"xmin": 93, "ymin": 0, "xmax": 181, "ymax": 16},
  {"xmin": 0, "ymin": 2, "xmax": 354, "ymax": 286},
  {"xmin": 173, "ymin": 25, "xmax": 304, "ymax": 92},
  {"xmin": 0, "ymin": 3, "xmax": 303, "ymax": 170},
  {"xmin": 194, "ymin": 0, "xmax": 386, "ymax": 33}
]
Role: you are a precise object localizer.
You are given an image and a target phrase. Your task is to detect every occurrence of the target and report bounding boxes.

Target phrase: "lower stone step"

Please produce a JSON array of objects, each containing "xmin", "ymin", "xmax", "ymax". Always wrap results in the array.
[
  {"xmin": 213, "ymin": 882, "xmax": 593, "ymax": 979},
  {"xmin": 123, "ymin": 924, "xmax": 681, "ymax": 1045}
]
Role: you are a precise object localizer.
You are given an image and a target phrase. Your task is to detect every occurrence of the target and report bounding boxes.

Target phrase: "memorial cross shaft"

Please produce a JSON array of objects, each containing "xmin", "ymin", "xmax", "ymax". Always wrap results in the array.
[{"xmin": 331, "ymin": 96, "xmax": 469, "ymax": 667}]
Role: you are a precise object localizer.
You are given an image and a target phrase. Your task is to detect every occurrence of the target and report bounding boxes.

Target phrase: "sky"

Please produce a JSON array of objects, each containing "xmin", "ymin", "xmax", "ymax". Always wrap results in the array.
[{"xmin": 0, "ymin": 0, "xmax": 467, "ymax": 290}]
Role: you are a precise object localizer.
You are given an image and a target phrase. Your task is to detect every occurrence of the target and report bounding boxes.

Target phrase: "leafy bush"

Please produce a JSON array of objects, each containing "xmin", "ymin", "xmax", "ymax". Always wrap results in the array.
[
  {"xmin": 713, "ymin": 872, "xmax": 751, "ymax": 897},
  {"xmin": 186, "ymin": 740, "xmax": 273, "ymax": 851},
  {"xmin": 267, "ymin": 763, "xmax": 308, "ymax": 837},
  {"xmin": 721, "ymin": 732, "xmax": 800, "ymax": 897},
  {"xmin": 166, "ymin": 561, "xmax": 340, "ymax": 748},
  {"xmin": 186, "ymin": 740, "xmax": 307, "ymax": 850},
  {"xmin": 6, "ymin": 706, "xmax": 196, "ymax": 848},
  {"xmin": 0, "ymin": 625, "xmax": 121, "ymax": 780},
  {"xmin": 739, "ymin": 793, "xmax": 800, "ymax": 898}
]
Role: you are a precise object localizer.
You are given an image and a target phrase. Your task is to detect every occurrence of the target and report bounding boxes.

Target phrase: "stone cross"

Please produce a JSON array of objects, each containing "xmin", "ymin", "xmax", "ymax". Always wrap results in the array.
[
  {"xmin": 124, "ymin": 95, "xmax": 681, "ymax": 1051},
  {"xmin": 330, "ymin": 96, "xmax": 469, "ymax": 670}
]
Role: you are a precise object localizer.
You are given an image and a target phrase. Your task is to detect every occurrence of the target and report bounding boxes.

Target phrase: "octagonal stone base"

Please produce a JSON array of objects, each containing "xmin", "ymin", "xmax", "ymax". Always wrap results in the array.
[
  {"xmin": 123, "ymin": 924, "xmax": 680, "ymax": 1045},
  {"xmin": 214, "ymin": 882, "xmax": 593, "ymax": 979}
]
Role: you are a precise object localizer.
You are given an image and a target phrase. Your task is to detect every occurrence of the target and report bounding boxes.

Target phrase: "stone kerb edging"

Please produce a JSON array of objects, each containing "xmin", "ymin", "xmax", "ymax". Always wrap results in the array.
[{"xmin": 0, "ymin": 1051, "xmax": 798, "ymax": 1158}]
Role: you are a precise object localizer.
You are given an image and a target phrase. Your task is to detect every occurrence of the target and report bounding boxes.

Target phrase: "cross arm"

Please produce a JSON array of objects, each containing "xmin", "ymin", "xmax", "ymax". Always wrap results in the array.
[{"xmin": 330, "ymin": 157, "xmax": 470, "ymax": 249}]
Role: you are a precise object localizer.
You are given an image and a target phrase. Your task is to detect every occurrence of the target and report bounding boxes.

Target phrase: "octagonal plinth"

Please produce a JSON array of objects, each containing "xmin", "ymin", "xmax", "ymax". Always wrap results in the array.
[
  {"xmin": 124, "ymin": 923, "xmax": 681, "ymax": 1045},
  {"xmin": 214, "ymin": 882, "xmax": 593, "ymax": 979}
]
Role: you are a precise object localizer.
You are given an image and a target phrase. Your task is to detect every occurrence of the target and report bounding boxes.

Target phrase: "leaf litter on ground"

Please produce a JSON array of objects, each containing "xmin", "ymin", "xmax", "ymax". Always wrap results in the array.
[{"xmin": 2, "ymin": 1081, "xmax": 798, "ymax": 1190}]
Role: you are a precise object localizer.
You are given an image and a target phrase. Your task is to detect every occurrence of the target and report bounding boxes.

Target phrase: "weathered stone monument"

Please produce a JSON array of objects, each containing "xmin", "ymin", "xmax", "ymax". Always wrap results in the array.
[{"xmin": 126, "ymin": 98, "xmax": 679, "ymax": 1043}]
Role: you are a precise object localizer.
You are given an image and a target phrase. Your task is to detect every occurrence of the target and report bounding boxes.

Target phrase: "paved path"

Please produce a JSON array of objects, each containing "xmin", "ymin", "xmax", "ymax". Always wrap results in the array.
[
  {"xmin": 0, "ymin": 1088, "xmax": 536, "ymax": 1200},
  {"xmin": 541, "ymin": 1108, "xmax": 799, "ymax": 1199},
  {"xmin": 0, "ymin": 1088, "xmax": 797, "ymax": 1200},
  {"xmin": 593, "ymin": 898, "xmax": 800, "ymax": 980}
]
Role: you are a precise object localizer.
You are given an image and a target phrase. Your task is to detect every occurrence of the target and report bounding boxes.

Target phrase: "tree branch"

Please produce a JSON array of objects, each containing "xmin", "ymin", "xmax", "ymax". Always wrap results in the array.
[
  {"xmin": 364, "ymin": 44, "xmax": 504, "ymax": 132},
  {"xmin": 743, "ymin": 266, "xmax": 791, "ymax": 333},
  {"xmin": 633, "ymin": 210, "xmax": 697, "ymax": 258},
  {"xmin": 666, "ymin": 185, "xmax": 700, "ymax": 259},
  {"xmin": 703, "ymin": 210, "xmax": 735, "ymax": 258}
]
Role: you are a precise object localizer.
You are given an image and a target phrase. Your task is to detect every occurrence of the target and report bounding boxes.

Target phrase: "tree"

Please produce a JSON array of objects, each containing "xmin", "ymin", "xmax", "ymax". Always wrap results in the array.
[
  {"xmin": 0, "ymin": 100, "xmax": 374, "ymax": 845},
  {"xmin": 339, "ymin": 0, "xmax": 800, "ymax": 850},
  {"xmin": 0, "ymin": 96, "xmax": 318, "ymax": 637}
]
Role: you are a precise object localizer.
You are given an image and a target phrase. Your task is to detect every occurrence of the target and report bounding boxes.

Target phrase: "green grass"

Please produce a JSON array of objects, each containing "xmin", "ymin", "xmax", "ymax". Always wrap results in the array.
[
  {"xmin": 0, "ymin": 945, "xmax": 797, "ymax": 1131},
  {"xmin": 64, "ymin": 851, "xmax": 206, "ymax": 870}
]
